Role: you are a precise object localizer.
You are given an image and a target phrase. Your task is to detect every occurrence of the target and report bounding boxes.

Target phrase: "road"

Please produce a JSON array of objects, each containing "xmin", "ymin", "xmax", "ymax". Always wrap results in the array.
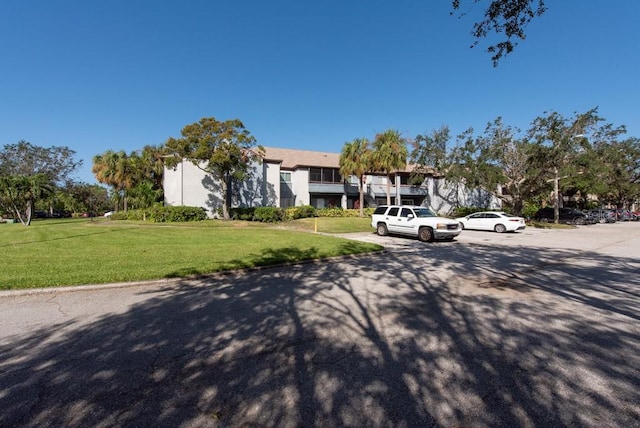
[{"xmin": 1, "ymin": 222, "xmax": 639, "ymax": 427}]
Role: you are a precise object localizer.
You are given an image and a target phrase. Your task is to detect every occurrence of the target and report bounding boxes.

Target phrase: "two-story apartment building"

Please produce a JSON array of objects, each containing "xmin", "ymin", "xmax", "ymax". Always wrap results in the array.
[{"xmin": 163, "ymin": 147, "xmax": 500, "ymax": 217}]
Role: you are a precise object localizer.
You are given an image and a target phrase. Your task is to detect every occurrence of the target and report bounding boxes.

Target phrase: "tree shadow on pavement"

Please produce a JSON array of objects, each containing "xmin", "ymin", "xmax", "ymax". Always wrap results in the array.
[{"xmin": 1, "ymin": 240, "xmax": 639, "ymax": 427}]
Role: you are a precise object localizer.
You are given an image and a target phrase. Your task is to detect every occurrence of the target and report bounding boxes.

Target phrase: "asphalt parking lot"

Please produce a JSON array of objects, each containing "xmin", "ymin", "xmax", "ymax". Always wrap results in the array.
[{"xmin": 1, "ymin": 222, "xmax": 639, "ymax": 427}]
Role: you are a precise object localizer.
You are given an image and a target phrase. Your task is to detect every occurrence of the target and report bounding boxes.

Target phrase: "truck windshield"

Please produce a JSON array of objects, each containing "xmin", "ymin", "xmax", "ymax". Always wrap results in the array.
[{"xmin": 414, "ymin": 208, "xmax": 436, "ymax": 217}]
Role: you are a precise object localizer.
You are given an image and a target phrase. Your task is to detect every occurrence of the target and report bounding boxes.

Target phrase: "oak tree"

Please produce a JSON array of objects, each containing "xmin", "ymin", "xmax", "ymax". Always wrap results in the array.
[
  {"xmin": 452, "ymin": 0, "xmax": 547, "ymax": 65},
  {"xmin": 0, "ymin": 141, "xmax": 81, "ymax": 225},
  {"xmin": 164, "ymin": 117, "xmax": 264, "ymax": 220}
]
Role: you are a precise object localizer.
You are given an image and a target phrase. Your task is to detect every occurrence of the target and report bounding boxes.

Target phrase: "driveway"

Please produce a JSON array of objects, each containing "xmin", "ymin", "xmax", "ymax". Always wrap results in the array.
[{"xmin": 1, "ymin": 223, "xmax": 639, "ymax": 427}]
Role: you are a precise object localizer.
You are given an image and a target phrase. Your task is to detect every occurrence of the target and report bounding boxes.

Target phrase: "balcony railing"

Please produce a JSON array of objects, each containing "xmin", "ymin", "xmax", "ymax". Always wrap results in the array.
[
  {"xmin": 308, "ymin": 182, "xmax": 345, "ymax": 194},
  {"xmin": 368, "ymin": 184, "xmax": 427, "ymax": 198}
]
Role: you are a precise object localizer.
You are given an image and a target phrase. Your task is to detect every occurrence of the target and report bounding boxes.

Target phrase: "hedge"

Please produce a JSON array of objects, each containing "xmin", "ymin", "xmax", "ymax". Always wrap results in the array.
[{"xmin": 109, "ymin": 206, "xmax": 208, "ymax": 222}]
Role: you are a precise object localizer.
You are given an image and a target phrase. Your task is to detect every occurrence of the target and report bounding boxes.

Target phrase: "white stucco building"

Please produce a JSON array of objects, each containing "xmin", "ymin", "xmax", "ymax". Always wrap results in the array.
[{"xmin": 163, "ymin": 147, "xmax": 500, "ymax": 217}]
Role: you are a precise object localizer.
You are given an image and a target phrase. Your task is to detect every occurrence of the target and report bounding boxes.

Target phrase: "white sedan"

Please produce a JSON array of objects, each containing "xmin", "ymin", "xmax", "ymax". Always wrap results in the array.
[{"xmin": 455, "ymin": 211, "xmax": 526, "ymax": 233}]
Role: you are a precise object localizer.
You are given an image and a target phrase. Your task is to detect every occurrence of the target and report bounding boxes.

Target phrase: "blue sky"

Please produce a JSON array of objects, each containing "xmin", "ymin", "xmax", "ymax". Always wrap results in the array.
[{"xmin": 1, "ymin": 1, "xmax": 639, "ymax": 184}]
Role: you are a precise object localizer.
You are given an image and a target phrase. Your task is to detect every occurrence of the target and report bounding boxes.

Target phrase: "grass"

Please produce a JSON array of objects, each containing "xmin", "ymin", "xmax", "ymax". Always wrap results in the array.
[
  {"xmin": 0, "ymin": 218, "xmax": 382, "ymax": 290},
  {"xmin": 285, "ymin": 216, "xmax": 374, "ymax": 233},
  {"xmin": 528, "ymin": 221, "xmax": 577, "ymax": 229}
]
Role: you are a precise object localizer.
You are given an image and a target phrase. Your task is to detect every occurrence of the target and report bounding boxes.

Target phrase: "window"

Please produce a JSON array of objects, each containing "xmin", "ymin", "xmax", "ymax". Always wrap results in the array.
[
  {"xmin": 309, "ymin": 167, "xmax": 342, "ymax": 183},
  {"xmin": 373, "ymin": 206, "xmax": 388, "ymax": 215},
  {"xmin": 387, "ymin": 207, "xmax": 399, "ymax": 216},
  {"xmin": 414, "ymin": 207, "xmax": 436, "ymax": 217},
  {"xmin": 400, "ymin": 208, "xmax": 413, "ymax": 218},
  {"xmin": 322, "ymin": 169, "xmax": 333, "ymax": 182},
  {"xmin": 309, "ymin": 168, "xmax": 322, "ymax": 182},
  {"xmin": 280, "ymin": 198, "xmax": 295, "ymax": 208},
  {"xmin": 280, "ymin": 171, "xmax": 292, "ymax": 183}
]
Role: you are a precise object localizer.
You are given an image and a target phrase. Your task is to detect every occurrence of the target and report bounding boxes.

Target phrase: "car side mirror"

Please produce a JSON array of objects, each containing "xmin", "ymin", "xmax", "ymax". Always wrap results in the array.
[{"xmin": 407, "ymin": 214, "xmax": 414, "ymax": 219}]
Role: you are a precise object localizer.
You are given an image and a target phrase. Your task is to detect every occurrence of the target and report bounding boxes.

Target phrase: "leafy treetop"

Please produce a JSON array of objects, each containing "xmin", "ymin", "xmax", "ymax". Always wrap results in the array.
[{"xmin": 452, "ymin": 0, "xmax": 547, "ymax": 66}]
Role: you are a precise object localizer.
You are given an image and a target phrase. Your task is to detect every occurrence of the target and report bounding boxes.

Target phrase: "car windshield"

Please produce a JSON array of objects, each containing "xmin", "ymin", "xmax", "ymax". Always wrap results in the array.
[{"xmin": 414, "ymin": 208, "xmax": 436, "ymax": 218}]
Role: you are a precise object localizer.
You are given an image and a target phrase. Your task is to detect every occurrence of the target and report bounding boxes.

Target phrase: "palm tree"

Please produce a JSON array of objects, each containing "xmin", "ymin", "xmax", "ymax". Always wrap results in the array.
[
  {"xmin": 339, "ymin": 138, "xmax": 371, "ymax": 217},
  {"xmin": 139, "ymin": 145, "xmax": 165, "ymax": 196},
  {"xmin": 92, "ymin": 150, "xmax": 132, "ymax": 211},
  {"xmin": 371, "ymin": 129, "xmax": 408, "ymax": 205}
]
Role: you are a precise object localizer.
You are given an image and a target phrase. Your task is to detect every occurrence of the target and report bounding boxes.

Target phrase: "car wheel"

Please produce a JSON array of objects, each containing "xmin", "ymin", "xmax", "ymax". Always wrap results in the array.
[
  {"xmin": 376, "ymin": 223, "xmax": 388, "ymax": 236},
  {"xmin": 574, "ymin": 217, "xmax": 586, "ymax": 225},
  {"xmin": 494, "ymin": 224, "xmax": 507, "ymax": 233},
  {"xmin": 418, "ymin": 227, "xmax": 433, "ymax": 242}
]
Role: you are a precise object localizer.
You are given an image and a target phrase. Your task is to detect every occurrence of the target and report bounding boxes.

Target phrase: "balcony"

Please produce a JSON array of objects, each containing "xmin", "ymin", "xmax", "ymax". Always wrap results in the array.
[
  {"xmin": 309, "ymin": 182, "xmax": 345, "ymax": 194},
  {"xmin": 368, "ymin": 184, "xmax": 427, "ymax": 198},
  {"xmin": 399, "ymin": 185, "xmax": 428, "ymax": 196}
]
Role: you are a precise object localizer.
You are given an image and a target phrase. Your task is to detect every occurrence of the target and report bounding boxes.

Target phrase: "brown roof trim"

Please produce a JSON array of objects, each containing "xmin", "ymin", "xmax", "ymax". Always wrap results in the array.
[{"xmin": 263, "ymin": 146, "xmax": 441, "ymax": 176}]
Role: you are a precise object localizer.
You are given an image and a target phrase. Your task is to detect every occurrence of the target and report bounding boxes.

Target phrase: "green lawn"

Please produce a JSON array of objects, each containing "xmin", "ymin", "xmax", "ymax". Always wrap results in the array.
[
  {"xmin": 284, "ymin": 216, "xmax": 374, "ymax": 233},
  {"xmin": 0, "ymin": 218, "xmax": 381, "ymax": 290}
]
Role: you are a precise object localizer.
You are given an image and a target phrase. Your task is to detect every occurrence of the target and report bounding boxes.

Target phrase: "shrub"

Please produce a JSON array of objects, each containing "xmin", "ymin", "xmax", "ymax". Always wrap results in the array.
[
  {"xmin": 253, "ymin": 207, "xmax": 285, "ymax": 222},
  {"xmin": 285, "ymin": 205, "xmax": 318, "ymax": 220},
  {"xmin": 316, "ymin": 207, "xmax": 375, "ymax": 218},
  {"xmin": 228, "ymin": 207, "xmax": 256, "ymax": 221},
  {"xmin": 123, "ymin": 209, "xmax": 147, "ymax": 221},
  {"xmin": 158, "ymin": 206, "xmax": 207, "ymax": 222},
  {"xmin": 451, "ymin": 206, "xmax": 487, "ymax": 217},
  {"xmin": 521, "ymin": 202, "xmax": 540, "ymax": 220},
  {"xmin": 450, "ymin": 206, "xmax": 518, "ymax": 217},
  {"xmin": 317, "ymin": 207, "xmax": 348, "ymax": 217},
  {"xmin": 109, "ymin": 211, "xmax": 129, "ymax": 220},
  {"xmin": 109, "ymin": 206, "xmax": 207, "ymax": 222}
]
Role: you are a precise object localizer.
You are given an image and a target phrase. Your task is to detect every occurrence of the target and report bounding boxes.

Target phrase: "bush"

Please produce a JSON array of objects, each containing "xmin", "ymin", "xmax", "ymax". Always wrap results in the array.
[
  {"xmin": 253, "ymin": 207, "xmax": 285, "ymax": 222},
  {"xmin": 109, "ymin": 211, "xmax": 129, "ymax": 220},
  {"xmin": 451, "ymin": 206, "xmax": 487, "ymax": 217},
  {"xmin": 154, "ymin": 206, "xmax": 207, "ymax": 222},
  {"xmin": 316, "ymin": 207, "xmax": 375, "ymax": 218},
  {"xmin": 521, "ymin": 202, "xmax": 540, "ymax": 220},
  {"xmin": 450, "ymin": 206, "xmax": 516, "ymax": 217},
  {"xmin": 123, "ymin": 209, "xmax": 147, "ymax": 221},
  {"xmin": 228, "ymin": 207, "xmax": 256, "ymax": 221},
  {"xmin": 109, "ymin": 206, "xmax": 207, "ymax": 222},
  {"xmin": 317, "ymin": 207, "xmax": 349, "ymax": 217},
  {"xmin": 285, "ymin": 205, "xmax": 318, "ymax": 220}
]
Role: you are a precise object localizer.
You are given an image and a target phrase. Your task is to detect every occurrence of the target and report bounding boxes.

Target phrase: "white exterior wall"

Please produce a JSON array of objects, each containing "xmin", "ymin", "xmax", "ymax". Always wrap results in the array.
[
  {"xmin": 424, "ymin": 177, "xmax": 501, "ymax": 214},
  {"xmin": 164, "ymin": 160, "xmax": 273, "ymax": 217},
  {"xmin": 292, "ymin": 168, "xmax": 310, "ymax": 206},
  {"xmin": 163, "ymin": 162, "xmax": 184, "ymax": 207},
  {"xmin": 164, "ymin": 161, "xmax": 213, "ymax": 215},
  {"xmin": 264, "ymin": 162, "xmax": 280, "ymax": 206},
  {"xmin": 164, "ymin": 158, "xmax": 501, "ymax": 215}
]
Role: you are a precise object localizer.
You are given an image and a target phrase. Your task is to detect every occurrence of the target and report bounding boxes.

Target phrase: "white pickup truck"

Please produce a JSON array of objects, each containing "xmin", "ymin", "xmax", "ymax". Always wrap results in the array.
[{"xmin": 370, "ymin": 205, "xmax": 462, "ymax": 242}]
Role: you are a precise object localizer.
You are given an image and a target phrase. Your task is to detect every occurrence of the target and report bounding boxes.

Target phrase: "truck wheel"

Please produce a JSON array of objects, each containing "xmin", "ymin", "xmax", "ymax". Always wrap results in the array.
[
  {"xmin": 418, "ymin": 227, "xmax": 433, "ymax": 242},
  {"xmin": 376, "ymin": 223, "xmax": 388, "ymax": 236}
]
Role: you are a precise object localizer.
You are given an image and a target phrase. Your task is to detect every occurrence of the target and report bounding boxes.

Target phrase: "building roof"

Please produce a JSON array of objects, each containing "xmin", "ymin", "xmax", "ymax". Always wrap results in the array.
[
  {"xmin": 263, "ymin": 147, "xmax": 340, "ymax": 169},
  {"xmin": 263, "ymin": 146, "xmax": 438, "ymax": 176}
]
